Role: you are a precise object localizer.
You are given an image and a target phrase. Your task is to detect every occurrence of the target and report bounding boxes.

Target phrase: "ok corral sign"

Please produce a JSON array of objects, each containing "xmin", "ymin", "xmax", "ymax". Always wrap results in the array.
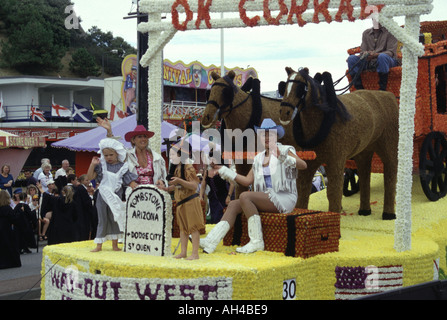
[{"xmin": 125, "ymin": 185, "xmax": 172, "ymax": 256}]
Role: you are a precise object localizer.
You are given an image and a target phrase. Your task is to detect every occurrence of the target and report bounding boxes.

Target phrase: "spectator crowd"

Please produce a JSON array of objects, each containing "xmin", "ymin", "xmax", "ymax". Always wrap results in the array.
[{"xmin": 1, "ymin": 159, "xmax": 97, "ymax": 269}]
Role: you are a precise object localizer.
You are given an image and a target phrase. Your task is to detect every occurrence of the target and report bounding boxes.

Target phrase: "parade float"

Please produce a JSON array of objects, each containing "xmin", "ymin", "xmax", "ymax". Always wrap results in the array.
[{"xmin": 41, "ymin": 0, "xmax": 447, "ymax": 300}]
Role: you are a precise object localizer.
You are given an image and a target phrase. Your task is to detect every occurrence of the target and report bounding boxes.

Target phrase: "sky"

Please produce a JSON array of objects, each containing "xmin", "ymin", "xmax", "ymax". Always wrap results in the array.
[{"xmin": 72, "ymin": 0, "xmax": 447, "ymax": 92}]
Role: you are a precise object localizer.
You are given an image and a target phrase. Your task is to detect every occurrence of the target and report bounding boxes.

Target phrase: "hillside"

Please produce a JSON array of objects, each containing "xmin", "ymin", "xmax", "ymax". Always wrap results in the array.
[
  {"xmin": 0, "ymin": 30, "xmax": 126, "ymax": 79},
  {"xmin": 0, "ymin": 40, "xmax": 79, "ymax": 78},
  {"xmin": 0, "ymin": 0, "xmax": 136, "ymax": 79},
  {"xmin": 0, "ymin": 32, "xmax": 21, "ymax": 77}
]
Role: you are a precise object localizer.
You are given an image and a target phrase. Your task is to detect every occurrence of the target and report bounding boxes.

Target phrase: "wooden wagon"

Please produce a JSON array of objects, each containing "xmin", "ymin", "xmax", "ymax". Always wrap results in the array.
[{"xmin": 346, "ymin": 20, "xmax": 447, "ymax": 201}]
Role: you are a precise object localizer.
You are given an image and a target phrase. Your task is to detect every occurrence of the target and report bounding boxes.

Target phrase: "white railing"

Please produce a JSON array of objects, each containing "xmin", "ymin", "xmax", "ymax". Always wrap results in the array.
[{"xmin": 162, "ymin": 100, "xmax": 206, "ymax": 119}]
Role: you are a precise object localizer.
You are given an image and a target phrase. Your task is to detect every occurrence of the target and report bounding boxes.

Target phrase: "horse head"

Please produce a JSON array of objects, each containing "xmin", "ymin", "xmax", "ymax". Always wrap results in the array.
[
  {"xmin": 278, "ymin": 67, "xmax": 314, "ymax": 126},
  {"xmin": 279, "ymin": 67, "xmax": 352, "ymax": 149},
  {"xmin": 201, "ymin": 71, "xmax": 238, "ymax": 129}
]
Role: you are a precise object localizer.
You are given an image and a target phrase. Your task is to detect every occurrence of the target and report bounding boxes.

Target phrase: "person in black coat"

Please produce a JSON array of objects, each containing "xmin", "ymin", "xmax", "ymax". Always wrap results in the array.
[
  {"xmin": 38, "ymin": 183, "xmax": 77, "ymax": 246},
  {"xmin": 73, "ymin": 174, "xmax": 95, "ymax": 241},
  {"xmin": 0, "ymin": 190, "xmax": 21, "ymax": 269},
  {"xmin": 13, "ymin": 192, "xmax": 37, "ymax": 254}
]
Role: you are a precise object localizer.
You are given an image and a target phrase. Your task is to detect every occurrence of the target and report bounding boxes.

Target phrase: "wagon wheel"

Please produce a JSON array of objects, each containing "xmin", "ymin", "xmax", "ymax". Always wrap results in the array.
[
  {"xmin": 419, "ymin": 132, "xmax": 447, "ymax": 201},
  {"xmin": 343, "ymin": 168, "xmax": 359, "ymax": 197}
]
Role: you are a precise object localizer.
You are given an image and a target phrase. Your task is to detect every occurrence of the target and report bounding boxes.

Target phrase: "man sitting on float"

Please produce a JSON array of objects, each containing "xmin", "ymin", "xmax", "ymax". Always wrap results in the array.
[{"xmin": 347, "ymin": 17, "xmax": 399, "ymax": 91}]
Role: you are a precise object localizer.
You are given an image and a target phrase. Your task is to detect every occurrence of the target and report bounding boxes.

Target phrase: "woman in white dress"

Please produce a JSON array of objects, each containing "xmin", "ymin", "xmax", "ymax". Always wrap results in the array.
[{"xmin": 200, "ymin": 119, "xmax": 308, "ymax": 254}]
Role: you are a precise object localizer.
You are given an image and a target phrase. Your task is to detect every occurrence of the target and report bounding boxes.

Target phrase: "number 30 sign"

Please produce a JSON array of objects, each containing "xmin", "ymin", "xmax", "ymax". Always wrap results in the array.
[{"xmin": 283, "ymin": 279, "xmax": 296, "ymax": 300}]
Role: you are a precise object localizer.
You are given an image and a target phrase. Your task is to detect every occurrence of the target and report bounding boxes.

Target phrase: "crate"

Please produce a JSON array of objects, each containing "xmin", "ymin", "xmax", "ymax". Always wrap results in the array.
[{"xmin": 223, "ymin": 209, "xmax": 340, "ymax": 258}]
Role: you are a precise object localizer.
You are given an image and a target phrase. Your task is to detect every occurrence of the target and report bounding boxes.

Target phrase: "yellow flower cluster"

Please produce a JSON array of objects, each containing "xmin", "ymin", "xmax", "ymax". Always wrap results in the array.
[
  {"xmin": 41, "ymin": 231, "xmax": 438, "ymax": 300},
  {"xmin": 41, "ymin": 173, "xmax": 446, "ymax": 300}
]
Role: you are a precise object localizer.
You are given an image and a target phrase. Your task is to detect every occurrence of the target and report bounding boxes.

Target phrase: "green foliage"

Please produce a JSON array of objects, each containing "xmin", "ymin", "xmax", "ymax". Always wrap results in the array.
[
  {"xmin": 69, "ymin": 48, "xmax": 100, "ymax": 78},
  {"xmin": 0, "ymin": 0, "xmax": 137, "ymax": 77},
  {"xmin": 85, "ymin": 26, "xmax": 137, "ymax": 76},
  {"xmin": 0, "ymin": 0, "xmax": 70, "ymax": 74},
  {"xmin": 1, "ymin": 20, "xmax": 64, "ymax": 73}
]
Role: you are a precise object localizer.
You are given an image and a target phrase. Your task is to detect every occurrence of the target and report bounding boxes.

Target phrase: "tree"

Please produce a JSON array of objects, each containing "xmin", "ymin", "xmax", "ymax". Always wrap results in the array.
[
  {"xmin": 69, "ymin": 48, "xmax": 101, "ymax": 78},
  {"xmin": 86, "ymin": 26, "xmax": 137, "ymax": 76},
  {"xmin": 1, "ymin": 20, "xmax": 65, "ymax": 73},
  {"xmin": 0, "ymin": 0, "xmax": 70, "ymax": 74},
  {"xmin": 0, "ymin": 0, "xmax": 137, "ymax": 77}
]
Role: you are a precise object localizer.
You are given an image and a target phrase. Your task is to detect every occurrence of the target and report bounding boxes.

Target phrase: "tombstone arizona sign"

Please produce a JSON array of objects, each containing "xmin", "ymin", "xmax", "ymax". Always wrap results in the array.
[{"xmin": 125, "ymin": 186, "xmax": 173, "ymax": 256}]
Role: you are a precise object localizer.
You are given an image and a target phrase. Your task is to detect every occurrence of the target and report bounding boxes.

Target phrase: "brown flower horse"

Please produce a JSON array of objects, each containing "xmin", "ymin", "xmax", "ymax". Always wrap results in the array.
[
  {"xmin": 279, "ymin": 67, "xmax": 399, "ymax": 219},
  {"xmin": 201, "ymin": 71, "xmax": 299, "ymax": 196}
]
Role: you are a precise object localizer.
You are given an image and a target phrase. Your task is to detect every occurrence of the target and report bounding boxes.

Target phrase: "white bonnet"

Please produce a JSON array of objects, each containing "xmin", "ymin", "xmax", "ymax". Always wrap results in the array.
[{"xmin": 98, "ymin": 138, "xmax": 127, "ymax": 163}]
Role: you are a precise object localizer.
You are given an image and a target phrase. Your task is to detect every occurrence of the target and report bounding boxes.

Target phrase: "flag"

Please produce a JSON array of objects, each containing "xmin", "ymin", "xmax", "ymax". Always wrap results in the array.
[
  {"xmin": 90, "ymin": 98, "xmax": 108, "ymax": 119},
  {"xmin": 51, "ymin": 96, "xmax": 72, "ymax": 118},
  {"xmin": 72, "ymin": 103, "xmax": 93, "ymax": 122},
  {"xmin": 30, "ymin": 100, "xmax": 47, "ymax": 122},
  {"xmin": 0, "ymin": 91, "xmax": 5, "ymax": 119},
  {"xmin": 335, "ymin": 265, "xmax": 403, "ymax": 300},
  {"xmin": 109, "ymin": 103, "xmax": 127, "ymax": 121}
]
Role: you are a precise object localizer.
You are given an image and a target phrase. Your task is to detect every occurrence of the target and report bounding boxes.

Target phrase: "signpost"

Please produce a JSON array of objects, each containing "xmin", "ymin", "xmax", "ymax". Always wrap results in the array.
[{"xmin": 124, "ymin": 185, "xmax": 172, "ymax": 256}]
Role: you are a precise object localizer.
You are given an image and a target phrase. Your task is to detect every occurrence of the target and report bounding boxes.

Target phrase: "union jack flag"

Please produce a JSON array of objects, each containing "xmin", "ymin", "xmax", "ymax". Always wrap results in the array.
[
  {"xmin": 334, "ymin": 265, "xmax": 403, "ymax": 300},
  {"xmin": 30, "ymin": 101, "xmax": 47, "ymax": 122}
]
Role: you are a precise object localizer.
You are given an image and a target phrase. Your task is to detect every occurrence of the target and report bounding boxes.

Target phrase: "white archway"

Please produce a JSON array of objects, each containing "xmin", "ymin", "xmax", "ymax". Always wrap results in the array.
[{"xmin": 137, "ymin": 0, "xmax": 434, "ymax": 252}]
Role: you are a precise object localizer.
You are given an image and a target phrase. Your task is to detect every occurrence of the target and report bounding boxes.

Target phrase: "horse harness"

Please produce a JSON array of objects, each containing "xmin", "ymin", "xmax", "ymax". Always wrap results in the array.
[
  {"xmin": 206, "ymin": 77, "xmax": 251, "ymax": 119},
  {"xmin": 279, "ymin": 77, "xmax": 309, "ymax": 115},
  {"xmin": 279, "ymin": 70, "xmax": 338, "ymax": 149}
]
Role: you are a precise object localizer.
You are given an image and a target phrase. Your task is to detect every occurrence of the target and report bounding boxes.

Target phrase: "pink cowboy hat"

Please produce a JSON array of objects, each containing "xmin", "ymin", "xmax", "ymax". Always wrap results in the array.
[{"xmin": 124, "ymin": 125, "xmax": 155, "ymax": 142}]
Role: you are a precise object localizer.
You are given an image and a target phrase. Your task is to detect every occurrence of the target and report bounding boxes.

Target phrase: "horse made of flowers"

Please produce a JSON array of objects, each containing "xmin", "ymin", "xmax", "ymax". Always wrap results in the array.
[
  {"xmin": 201, "ymin": 71, "xmax": 301, "ymax": 196},
  {"xmin": 279, "ymin": 67, "xmax": 399, "ymax": 220}
]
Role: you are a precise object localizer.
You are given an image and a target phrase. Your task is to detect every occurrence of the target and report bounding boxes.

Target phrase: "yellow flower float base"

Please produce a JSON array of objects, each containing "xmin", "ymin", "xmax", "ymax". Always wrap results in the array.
[{"xmin": 41, "ymin": 174, "xmax": 447, "ymax": 300}]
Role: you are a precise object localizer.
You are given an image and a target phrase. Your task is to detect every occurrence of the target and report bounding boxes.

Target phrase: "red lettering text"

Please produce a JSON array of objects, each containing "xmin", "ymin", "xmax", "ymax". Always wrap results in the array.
[
  {"xmin": 239, "ymin": 0, "xmax": 261, "ymax": 27},
  {"xmin": 196, "ymin": 0, "xmax": 213, "ymax": 29},
  {"xmin": 313, "ymin": 0, "xmax": 332, "ymax": 23},
  {"xmin": 287, "ymin": 0, "xmax": 310, "ymax": 27},
  {"xmin": 263, "ymin": 0, "xmax": 288, "ymax": 26},
  {"xmin": 335, "ymin": 0, "xmax": 355, "ymax": 22},
  {"xmin": 172, "ymin": 0, "xmax": 194, "ymax": 31}
]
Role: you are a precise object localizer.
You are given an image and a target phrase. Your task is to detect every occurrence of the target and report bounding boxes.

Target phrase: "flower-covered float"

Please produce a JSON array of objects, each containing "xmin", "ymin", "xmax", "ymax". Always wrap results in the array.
[
  {"xmin": 42, "ymin": 0, "xmax": 447, "ymax": 300},
  {"xmin": 41, "ymin": 174, "xmax": 446, "ymax": 300}
]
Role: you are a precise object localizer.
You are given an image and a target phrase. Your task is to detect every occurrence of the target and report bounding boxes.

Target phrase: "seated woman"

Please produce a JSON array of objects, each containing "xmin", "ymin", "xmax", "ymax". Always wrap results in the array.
[{"xmin": 200, "ymin": 119, "xmax": 307, "ymax": 254}]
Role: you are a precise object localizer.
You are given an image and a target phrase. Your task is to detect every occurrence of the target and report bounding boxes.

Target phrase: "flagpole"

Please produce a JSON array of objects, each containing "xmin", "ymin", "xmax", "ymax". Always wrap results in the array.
[
  {"xmin": 0, "ymin": 91, "xmax": 5, "ymax": 119},
  {"xmin": 221, "ymin": 12, "xmax": 224, "ymax": 76},
  {"xmin": 136, "ymin": 0, "xmax": 149, "ymax": 129}
]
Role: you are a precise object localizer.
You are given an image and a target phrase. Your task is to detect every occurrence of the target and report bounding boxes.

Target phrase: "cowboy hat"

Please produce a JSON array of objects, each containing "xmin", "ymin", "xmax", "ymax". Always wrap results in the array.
[
  {"xmin": 124, "ymin": 125, "xmax": 155, "ymax": 142},
  {"xmin": 254, "ymin": 118, "xmax": 285, "ymax": 139}
]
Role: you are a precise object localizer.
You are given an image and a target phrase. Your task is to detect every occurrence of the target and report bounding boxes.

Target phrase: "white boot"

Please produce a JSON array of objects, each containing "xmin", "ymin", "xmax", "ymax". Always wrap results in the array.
[
  {"xmin": 200, "ymin": 221, "xmax": 230, "ymax": 254},
  {"xmin": 236, "ymin": 215, "xmax": 264, "ymax": 253}
]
